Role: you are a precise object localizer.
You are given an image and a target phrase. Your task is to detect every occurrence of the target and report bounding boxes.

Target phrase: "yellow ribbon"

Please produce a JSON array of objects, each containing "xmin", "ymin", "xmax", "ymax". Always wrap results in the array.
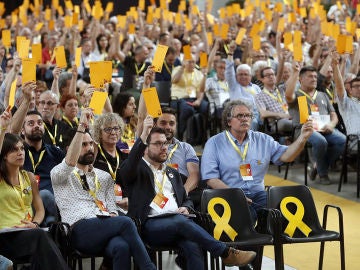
[
  {"xmin": 207, "ymin": 197, "xmax": 238, "ymax": 241},
  {"xmin": 280, "ymin": 196, "xmax": 312, "ymax": 237}
]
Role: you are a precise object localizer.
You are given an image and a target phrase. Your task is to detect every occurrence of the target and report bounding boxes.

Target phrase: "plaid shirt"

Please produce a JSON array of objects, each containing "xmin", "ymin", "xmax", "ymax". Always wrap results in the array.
[{"xmin": 205, "ymin": 75, "xmax": 230, "ymax": 112}]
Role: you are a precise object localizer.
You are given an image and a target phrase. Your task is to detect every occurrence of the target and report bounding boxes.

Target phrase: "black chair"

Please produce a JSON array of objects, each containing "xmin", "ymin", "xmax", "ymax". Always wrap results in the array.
[
  {"xmin": 153, "ymin": 81, "xmax": 172, "ymax": 107},
  {"xmin": 267, "ymin": 185, "xmax": 345, "ymax": 270},
  {"xmin": 338, "ymin": 134, "xmax": 360, "ymax": 197},
  {"xmin": 201, "ymin": 188, "xmax": 279, "ymax": 270}
]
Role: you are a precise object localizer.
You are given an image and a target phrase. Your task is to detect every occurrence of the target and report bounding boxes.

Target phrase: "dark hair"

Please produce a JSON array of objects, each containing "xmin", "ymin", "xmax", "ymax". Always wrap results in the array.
[
  {"xmin": 26, "ymin": 110, "xmax": 42, "ymax": 117},
  {"xmin": 146, "ymin": 127, "xmax": 166, "ymax": 145},
  {"xmin": 260, "ymin": 67, "xmax": 273, "ymax": 78},
  {"xmin": 299, "ymin": 66, "xmax": 317, "ymax": 77},
  {"xmin": 350, "ymin": 77, "xmax": 360, "ymax": 87},
  {"xmin": 96, "ymin": 34, "xmax": 109, "ymax": 53},
  {"xmin": 112, "ymin": 92, "xmax": 134, "ymax": 117},
  {"xmin": 268, "ymin": 30, "xmax": 276, "ymax": 39},
  {"xmin": 154, "ymin": 107, "xmax": 177, "ymax": 124},
  {"xmin": 222, "ymin": 99, "xmax": 253, "ymax": 130},
  {"xmin": 166, "ymin": 46, "xmax": 176, "ymax": 56},
  {"xmin": 0, "ymin": 133, "xmax": 24, "ymax": 186}
]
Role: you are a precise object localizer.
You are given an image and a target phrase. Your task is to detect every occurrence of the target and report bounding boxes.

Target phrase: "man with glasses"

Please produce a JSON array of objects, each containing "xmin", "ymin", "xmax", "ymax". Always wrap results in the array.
[
  {"xmin": 201, "ymin": 99, "xmax": 313, "ymax": 223},
  {"xmin": 256, "ymin": 67, "xmax": 293, "ymax": 134},
  {"xmin": 118, "ymin": 123, "xmax": 257, "ymax": 269}
]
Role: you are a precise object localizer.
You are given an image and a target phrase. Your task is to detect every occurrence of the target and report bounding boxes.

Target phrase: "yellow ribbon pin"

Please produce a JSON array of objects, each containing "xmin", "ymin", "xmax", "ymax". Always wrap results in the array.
[
  {"xmin": 280, "ymin": 196, "xmax": 312, "ymax": 237},
  {"xmin": 207, "ymin": 197, "xmax": 238, "ymax": 241}
]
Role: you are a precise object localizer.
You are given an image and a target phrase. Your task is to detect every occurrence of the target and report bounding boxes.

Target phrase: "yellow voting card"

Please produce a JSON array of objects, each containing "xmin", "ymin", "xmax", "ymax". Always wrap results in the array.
[
  {"xmin": 72, "ymin": 12, "xmax": 79, "ymax": 25},
  {"xmin": 235, "ymin": 28, "xmax": 246, "ymax": 45},
  {"xmin": 128, "ymin": 24, "xmax": 136, "ymax": 34},
  {"xmin": 252, "ymin": 35, "xmax": 261, "ymax": 51},
  {"xmin": 143, "ymin": 87, "xmax": 162, "ymax": 118},
  {"xmin": 152, "ymin": 45, "xmax": 168, "ymax": 73},
  {"xmin": 31, "ymin": 43, "xmax": 42, "ymax": 64},
  {"xmin": 183, "ymin": 45, "xmax": 192, "ymax": 60},
  {"xmin": 105, "ymin": 2, "xmax": 113, "ymax": 13},
  {"xmin": 89, "ymin": 61, "xmax": 112, "ymax": 88},
  {"xmin": 221, "ymin": 24, "xmax": 229, "ymax": 40},
  {"xmin": 75, "ymin": 47, "xmax": 82, "ymax": 67},
  {"xmin": 35, "ymin": 22, "xmax": 43, "ymax": 31},
  {"xmin": 54, "ymin": 46, "xmax": 67, "ymax": 68},
  {"xmin": 22, "ymin": 58, "xmax": 36, "ymax": 84},
  {"xmin": 2, "ymin": 30, "xmax": 11, "ymax": 48},
  {"xmin": 49, "ymin": 20, "xmax": 55, "ymax": 30},
  {"xmin": 139, "ymin": 0, "xmax": 145, "ymax": 10},
  {"xmin": 298, "ymin": 96, "xmax": 309, "ymax": 124},
  {"xmin": 293, "ymin": 43, "xmax": 303, "ymax": 62},
  {"xmin": 16, "ymin": 36, "xmax": 26, "ymax": 54},
  {"xmin": 19, "ymin": 39, "xmax": 30, "ymax": 59},
  {"xmin": 199, "ymin": 52, "xmax": 207, "ymax": 68},
  {"xmin": 9, "ymin": 80, "xmax": 17, "ymax": 108},
  {"xmin": 207, "ymin": 32, "xmax": 213, "ymax": 46},
  {"xmin": 336, "ymin": 35, "xmax": 346, "ymax": 54},
  {"xmin": 89, "ymin": 91, "xmax": 108, "ymax": 115},
  {"xmin": 284, "ymin": 32, "xmax": 292, "ymax": 49}
]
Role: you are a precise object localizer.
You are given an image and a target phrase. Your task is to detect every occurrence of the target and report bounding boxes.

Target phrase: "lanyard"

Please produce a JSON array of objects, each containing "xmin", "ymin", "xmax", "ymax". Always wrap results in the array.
[
  {"xmin": 244, "ymin": 86, "xmax": 257, "ymax": 96},
  {"xmin": 350, "ymin": 96, "xmax": 360, "ymax": 104},
  {"xmin": 263, "ymin": 88, "xmax": 283, "ymax": 103},
  {"xmin": 44, "ymin": 123, "xmax": 58, "ymax": 145},
  {"xmin": 164, "ymin": 61, "xmax": 173, "ymax": 75},
  {"xmin": 28, "ymin": 149, "xmax": 46, "ymax": 173},
  {"xmin": 218, "ymin": 80, "xmax": 229, "ymax": 92},
  {"xmin": 12, "ymin": 171, "xmax": 26, "ymax": 211},
  {"xmin": 225, "ymin": 130, "xmax": 249, "ymax": 161},
  {"xmin": 184, "ymin": 71, "xmax": 195, "ymax": 87},
  {"xmin": 73, "ymin": 170, "xmax": 100, "ymax": 199},
  {"xmin": 154, "ymin": 170, "xmax": 167, "ymax": 194},
  {"xmin": 62, "ymin": 116, "xmax": 79, "ymax": 128},
  {"xmin": 298, "ymin": 89, "xmax": 318, "ymax": 103},
  {"xmin": 135, "ymin": 63, "xmax": 146, "ymax": 75},
  {"xmin": 325, "ymin": 88, "xmax": 334, "ymax": 101},
  {"xmin": 167, "ymin": 143, "xmax": 178, "ymax": 162},
  {"xmin": 98, "ymin": 144, "xmax": 119, "ymax": 180}
]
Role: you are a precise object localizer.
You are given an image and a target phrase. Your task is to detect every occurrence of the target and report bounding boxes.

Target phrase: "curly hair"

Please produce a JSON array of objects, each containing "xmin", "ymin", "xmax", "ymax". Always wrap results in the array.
[
  {"xmin": 91, "ymin": 113, "xmax": 124, "ymax": 144},
  {"xmin": 222, "ymin": 99, "xmax": 253, "ymax": 130}
]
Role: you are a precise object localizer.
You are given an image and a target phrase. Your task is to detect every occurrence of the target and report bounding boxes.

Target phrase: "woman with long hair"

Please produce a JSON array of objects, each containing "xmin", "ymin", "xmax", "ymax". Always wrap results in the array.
[{"xmin": 0, "ymin": 111, "xmax": 68, "ymax": 270}]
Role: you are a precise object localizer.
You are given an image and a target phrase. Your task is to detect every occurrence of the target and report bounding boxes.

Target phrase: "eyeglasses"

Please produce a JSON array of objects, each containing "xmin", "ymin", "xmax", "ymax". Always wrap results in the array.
[
  {"xmin": 149, "ymin": 141, "xmax": 170, "ymax": 148},
  {"xmin": 39, "ymin": 100, "xmax": 58, "ymax": 106},
  {"xmin": 263, "ymin": 73, "xmax": 275, "ymax": 78},
  {"xmin": 232, "ymin": 113, "xmax": 254, "ymax": 120},
  {"xmin": 103, "ymin": 126, "xmax": 121, "ymax": 134}
]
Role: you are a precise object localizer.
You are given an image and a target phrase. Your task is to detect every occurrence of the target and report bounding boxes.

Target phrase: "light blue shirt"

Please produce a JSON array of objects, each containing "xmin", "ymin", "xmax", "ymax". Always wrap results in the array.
[
  {"xmin": 201, "ymin": 130, "xmax": 287, "ymax": 195},
  {"xmin": 336, "ymin": 92, "xmax": 360, "ymax": 136}
]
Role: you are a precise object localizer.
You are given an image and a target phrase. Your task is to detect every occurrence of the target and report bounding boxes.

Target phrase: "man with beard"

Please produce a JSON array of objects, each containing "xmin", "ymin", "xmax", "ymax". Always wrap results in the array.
[
  {"xmin": 19, "ymin": 110, "xmax": 65, "ymax": 226},
  {"xmin": 51, "ymin": 108, "xmax": 156, "ymax": 270},
  {"xmin": 201, "ymin": 99, "xmax": 314, "ymax": 224},
  {"xmin": 118, "ymin": 125, "xmax": 257, "ymax": 270}
]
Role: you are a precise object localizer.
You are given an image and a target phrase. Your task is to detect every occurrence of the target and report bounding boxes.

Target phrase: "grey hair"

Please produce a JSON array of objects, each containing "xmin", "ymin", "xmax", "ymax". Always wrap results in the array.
[
  {"xmin": 40, "ymin": 90, "xmax": 59, "ymax": 103},
  {"xmin": 58, "ymin": 72, "xmax": 72, "ymax": 93},
  {"xmin": 91, "ymin": 113, "xmax": 125, "ymax": 144},
  {"xmin": 251, "ymin": 60, "xmax": 268, "ymax": 77},
  {"xmin": 236, "ymin": 64, "xmax": 251, "ymax": 74},
  {"xmin": 222, "ymin": 99, "xmax": 253, "ymax": 130}
]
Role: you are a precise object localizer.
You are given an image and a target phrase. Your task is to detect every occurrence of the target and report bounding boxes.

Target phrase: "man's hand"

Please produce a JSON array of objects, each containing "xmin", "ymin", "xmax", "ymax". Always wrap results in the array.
[
  {"xmin": 143, "ymin": 66, "xmax": 155, "ymax": 88},
  {"xmin": 177, "ymin": 207, "xmax": 189, "ymax": 215},
  {"xmin": 300, "ymin": 119, "xmax": 314, "ymax": 140},
  {"xmin": 22, "ymin": 81, "xmax": 36, "ymax": 102},
  {"xmin": 140, "ymin": 115, "xmax": 154, "ymax": 143},
  {"xmin": 0, "ymin": 106, "xmax": 12, "ymax": 130},
  {"xmin": 52, "ymin": 66, "xmax": 61, "ymax": 80}
]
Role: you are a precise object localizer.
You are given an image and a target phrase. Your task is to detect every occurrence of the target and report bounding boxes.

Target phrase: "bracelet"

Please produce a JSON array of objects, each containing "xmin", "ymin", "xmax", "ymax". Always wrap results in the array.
[
  {"xmin": 79, "ymin": 122, "xmax": 89, "ymax": 129},
  {"xmin": 76, "ymin": 130, "xmax": 86, "ymax": 134},
  {"xmin": 32, "ymin": 221, "xmax": 40, "ymax": 228}
]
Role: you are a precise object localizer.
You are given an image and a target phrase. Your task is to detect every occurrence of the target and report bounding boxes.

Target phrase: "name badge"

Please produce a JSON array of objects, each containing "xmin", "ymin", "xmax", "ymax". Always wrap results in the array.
[
  {"xmin": 95, "ymin": 199, "xmax": 109, "ymax": 213},
  {"xmin": 310, "ymin": 104, "xmax": 319, "ymax": 115},
  {"xmin": 150, "ymin": 193, "xmax": 169, "ymax": 212},
  {"xmin": 114, "ymin": 184, "xmax": 122, "ymax": 202},
  {"xmin": 239, "ymin": 163, "xmax": 253, "ymax": 181},
  {"xmin": 168, "ymin": 163, "xmax": 179, "ymax": 170}
]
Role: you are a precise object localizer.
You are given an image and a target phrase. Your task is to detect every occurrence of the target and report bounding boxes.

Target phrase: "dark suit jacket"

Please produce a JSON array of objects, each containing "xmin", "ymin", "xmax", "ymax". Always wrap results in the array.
[{"xmin": 118, "ymin": 138, "xmax": 194, "ymax": 223}]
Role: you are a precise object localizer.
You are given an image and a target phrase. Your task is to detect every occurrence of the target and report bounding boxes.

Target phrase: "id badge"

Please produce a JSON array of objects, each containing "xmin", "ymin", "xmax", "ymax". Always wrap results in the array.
[
  {"xmin": 150, "ymin": 193, "xmax": 169, "ymax": 211},
  {"xmin": 25, "ymin": 212, "xmax": 32, "ymax": 221},
  {"xmin": 239, "ymin": 163, "xmax": 253, "ymax": 181},
  {"xmin": 310, "ymin": 104, "xmax": 319, "ymax": 115},
  {"xmin": 95, "ymin": 199, "xmax": 109, "ymax": 212},
  {"xmin": 282, "ymin": 103, "xmax": 288, "ymax": 114},
  {"xmin": 114, "ymin": 184, "xmax": 122, "ymax": 202},
  {"xmin": 35, "ymin": 175, "xmax": 40, "ymax": 186},
  {"xmin": 168, "ymin": 163, "xmax": 179, "ymax": 170}
]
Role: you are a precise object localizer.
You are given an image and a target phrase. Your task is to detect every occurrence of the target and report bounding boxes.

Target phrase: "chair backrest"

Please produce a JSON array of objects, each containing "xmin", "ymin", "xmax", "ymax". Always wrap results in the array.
[
  {"xmin": 153, "ymin": 81, "xmax": 171, "ymax": 106},
  {"xmin": 201, "ymin": 188, "xmax": 258, "ymax": 242},
  {"xmin": 267, "ymin": 185, "xmax": 324, "ymax": 238}
]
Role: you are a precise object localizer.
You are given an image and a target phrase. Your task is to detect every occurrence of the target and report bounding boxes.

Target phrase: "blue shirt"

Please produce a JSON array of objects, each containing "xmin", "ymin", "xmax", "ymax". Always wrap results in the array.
[{"xmin": 201, "ymin": 130, "xmax": 287, "ymax": 195}]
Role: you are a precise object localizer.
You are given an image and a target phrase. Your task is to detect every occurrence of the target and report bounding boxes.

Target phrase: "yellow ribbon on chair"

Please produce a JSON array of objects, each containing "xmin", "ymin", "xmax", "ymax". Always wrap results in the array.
[
  {"xmin": 280, "ymin": 196, "xmax": 312, "ymax": 237},
  {"xmin": 207, "ymin": 197, "xmax": 238, "ymax": 241}
]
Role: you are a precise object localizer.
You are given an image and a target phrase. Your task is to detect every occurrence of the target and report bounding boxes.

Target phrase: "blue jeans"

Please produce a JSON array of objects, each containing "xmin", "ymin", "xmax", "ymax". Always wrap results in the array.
[
  {"xmin": 39, "ymin": 189, "xmax": 58, "ymax": 226},
  {"xmin": 142, "ymin": 214, "xmax": 226, "ymax": 270},
  {"xmin": 307, "ymin": 129, "xmax": 346, "ymax": 176},
  {"xmin": 71, "ymin": 216, "xmax": 155, "ymax": 270},
  {"xmin": 246, "ymin": 190, "xmax": 267, "ymax": 225}
]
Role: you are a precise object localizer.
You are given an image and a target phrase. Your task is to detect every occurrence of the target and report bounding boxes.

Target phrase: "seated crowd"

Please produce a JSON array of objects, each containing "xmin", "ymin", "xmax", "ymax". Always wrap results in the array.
[{"xmin": 0, "ymin": 0, "xmax": 359, "ymax": 269}]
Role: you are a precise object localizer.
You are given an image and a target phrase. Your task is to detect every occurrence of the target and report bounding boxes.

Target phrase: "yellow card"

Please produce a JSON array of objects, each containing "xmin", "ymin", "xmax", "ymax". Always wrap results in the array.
[
  {"xmin": 0, "ymin": 2, "xmax": 5, "ymax": 17},
  {"xmin": 336, "ymin": 1, "xmax": 342, "ymax": 11},
  {"xmin": 74, "ymin": 47, "xmax": 82, "ymax": 67},
  {"xmin": 45, "ymin": 8, "xmax": 51, "ymax": 21},
  {"xmin": 0, "ymin": 19, "xmax": 4, "ymax": 29},
  {"xmin": 185, "ymin": 17, "xmax": 191, "ymax": 32},
  {"xmin": 179, "ymin": 0, "xmax": 186, "ymax": 11},
  {"xmin": 16, "ymin": 36, "xmax": 26, "ymax": 53},
  {"xmin": 103, "ymin": 61, "xmax": 113, "ymax": 83},
  {"xmin": 139, "ymin": 0, "xmax": 145, "ymax": 10},
  {"xmin": 235, "ymin": 28, "xmax": 246, "ymax": 45},
  {"xmin": 284, "ymin": 32, "xmax": 292, "ymax": 49},
  {"xmin": 293, "ymin": 43, "xmax": 303, "ymax": 62},
  {"xmin": 2, "ymin": 30, "xmax": 11, "ymax": 48},
  {"xmin": 128, "ymin": 24, "xmax": 136, "ymax": 34},
  {"xmin": 31, "ymin": 43, "xmax": 42, "ymax": 64},
  {"xmin": 356, "ymin": 28, "xmax": 360, "ymax": 39},
  {"xmin": 52, "ymin": 0, "xmax": 59, "ymax": 9},
  {"xmin": 142, "ymin": 87, "xmax": 162, "ymax": 118},
  {"xmin": 345, "ymin": 35, "xmax": 353, "ymax": 54},
  {"xmin": 183, "ymin": 45, "xmax": 192, "ymax": 61},
  {"xmin": 175, "ymin": 13, "xmax": 182, "ymax": 25},
  {"xmin": 72, "ymin": 12, "xmax": 79, "ymax": 25},
  {"xmin": 105, "ymin": 2, "xmax": 113, "ymax": 13},
  {"xmin": 252, "ymin": 35, "xmax": 261, "ymax": 51},
  {"xmin": 57, "ymin": 6, "xmax": 64, "ymax": 16},
  {"xmin": 278, "ymin": 17, "xmax": 285, "ymax": 32},
  {"xmin": 249, "ymin": 23, "xmax": 260, "ymax": 38},
  {"xmin": 357, "ymin": 4, "xmax": 360, "ymax": 14},
  {"xmin": 65, "ymin": 0, "xmax": 73, "ymax": 11},
  {"xmin": 54, "ymin": 46, "xmax": 67, "ymax": 68},
  {"xmin": 152, "ymin": 45, "xmax": 169, "ymax": 73},
  {"xmin": 293, "ymin": 31, "xmax": 302, "ymax": 45},
  {"xmin": 49, "ymin": 20, "xmax": 55, "ymax": 30},
  {"xmin": 199, "ymin": 52, "xmax": 207, "ymax": 68},
  {"xmin": 300, "ymin": 7, "xmax": 307, "ymax": 18},
  {"xmin": 117, "ymin": 15, "xmax": 126, "ymax": 28},
  {"xmin": 19, "ymin": 39, "xmax": 30, "ymax": 59},
  {"xmin": 226, "ymin": 5, "xmax": 233, "ymax": 17},
  {"xmin": 213, "ymin": 24, "xmax": 219, "ymax": 37},
  {"xmin": 192, "ymin": 5, "xmax": 200, "ymax": 16},
  {"xmin": 9, "ymin": 80, "xmax": 17, "ymax": 108},
  {"xmin": 298, "ymin": 96, "xmax": 309, "ymax": 124},
  {"xmin": 78, "ymin": 19, "xmax": 84, "ymax": 32},
  {"xmin": 35, "ymin": 22, "xmax": 43, "ymax": 31},
  {"xmin": 74, "ymin": 5, "xmax": 80, "ymax": 14},
  {"xmin": 89, "ymin": 61, "xmax": 112, "ymax": 88},
  {"xmin": 221, "ymin": 24, "xmax": 229, "ymax": 40},
  {"xmin": 345, "ymin": 17, "xmax": 351, "ymax": 33},
  {"xmin": 336, "ymin": 35, "xmax": 346, "ymax": 54},
  {"xmin": 64, "ymin": 15, "xmax": 72, "ymax": 28},
  {"xmin": 207, "ymin": 32, "xmax": 213, "ymax": 46},
  {"xmin": 22, "ymin": 58, "xmax": 36, "ymax": 84},
  {"xmin": 89, "ymin": 91, "xmax": 108, "ymax": 115},
  {"xmin": 206, "ymin": 13, "xmax": 214, "ymax": 25},
  {"xmin": 160, "ymin": 0, "xmax": 167, "ymax": 9}
]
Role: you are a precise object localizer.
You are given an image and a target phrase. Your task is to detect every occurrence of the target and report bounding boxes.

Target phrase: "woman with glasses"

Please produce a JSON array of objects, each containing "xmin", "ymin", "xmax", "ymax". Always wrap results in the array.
[{"xmin": 0, "ymin": 110, "xmax": 69, "ymax": 270}]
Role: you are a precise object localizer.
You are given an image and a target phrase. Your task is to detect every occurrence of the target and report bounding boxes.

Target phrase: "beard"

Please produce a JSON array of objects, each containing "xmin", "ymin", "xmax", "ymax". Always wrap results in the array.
[
  {"xmin": 147, "ymin": 150, "xmax": 168, "ymax": 164},
  {"xmin": 24, "ymin": 130, "xmax": 43, "ymax": 142},
  {"xmin": 78, "ymin": 152, "xmax": 95, "ymax": 165}
]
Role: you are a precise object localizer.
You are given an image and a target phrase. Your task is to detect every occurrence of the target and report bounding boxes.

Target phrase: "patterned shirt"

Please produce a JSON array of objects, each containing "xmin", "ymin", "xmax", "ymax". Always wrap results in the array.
[
  {"xmin": 255, "ymin": 87, "xmax": 287, "ymax": 124},
  {"xmin": 205, "ymin": 74, "xmax": 230, "ymax": 113},
  {"xmin": 336, "ymin": 92, "xmax": 360, "ymax": 135}
]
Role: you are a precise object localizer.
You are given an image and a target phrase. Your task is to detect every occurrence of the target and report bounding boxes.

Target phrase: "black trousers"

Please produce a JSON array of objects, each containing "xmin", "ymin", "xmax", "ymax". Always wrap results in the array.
[{"xmin": 0, "ymin": 228, "xmax": 69, "ymax": 270}]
